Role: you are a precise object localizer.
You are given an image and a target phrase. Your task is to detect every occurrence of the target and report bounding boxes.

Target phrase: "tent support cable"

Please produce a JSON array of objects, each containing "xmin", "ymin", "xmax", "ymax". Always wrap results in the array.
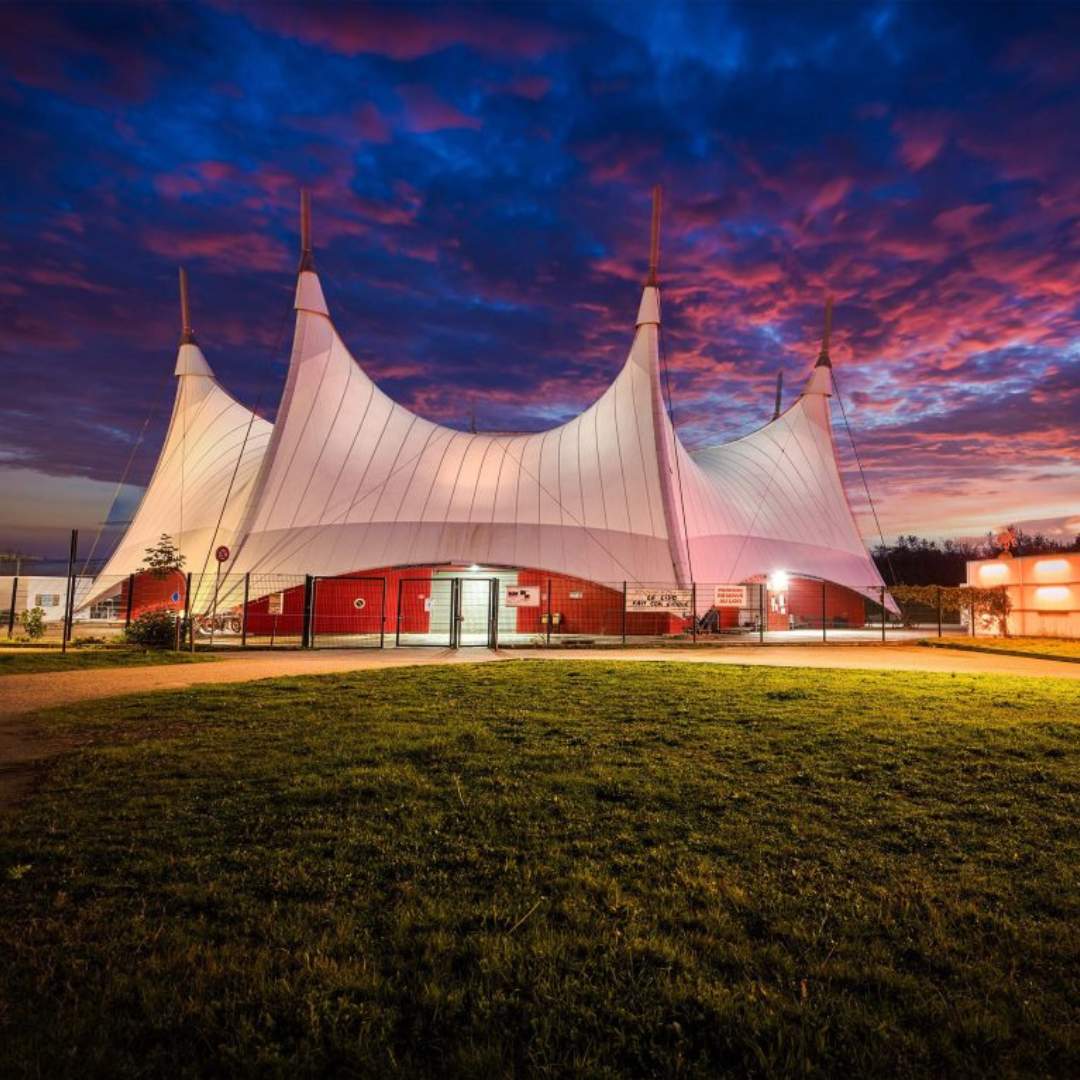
[
  {"xmin": 79, "ymin": 367, "xmax": 172, "ymax": 577},
  {"xmin": 830, "ymin": 368, "xmax": 896, "ymax": 586}
]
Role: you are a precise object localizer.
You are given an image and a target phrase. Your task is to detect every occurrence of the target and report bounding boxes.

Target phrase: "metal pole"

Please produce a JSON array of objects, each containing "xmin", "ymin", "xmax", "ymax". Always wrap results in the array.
[
  {"xmin": 6, "ymin": 576, "xmax": 16, "ymax": 638},
  {"xmin": 209, "ymin": 561, "xmax": 221, "ymax": 648},
  {"xmin": 691, "ymin": 582, "xmax": 697, "ymax": 643},
  {"xmin": 490, "ymin": 578, "xmax": 498, "ymax": 650},
  {"xmin": 937, "ymin": 586, "xmax": 942, "ymax": 638},
  {"xmin": 241, "ymin": 573, "xmax": 250, "ymax": 647},
  {"xmin": 379, "ymin": 576, "xmax": 386, "ymax": 649},
  {"xmin": 125, "ymin": 573, "xmax": 135, "ymax": 629},
  {"xmin": 62, "ymin": 528, "xmax": 77, "ymax": 653},
  {"xmin": 822, "ymin": 580, "xmax": 827, "ymax": 642},
  {"xmin": 759, "ymin": 583, "xmax": 765, "ymax": 643},
  {"xmin": 880, "ymin": 586, "xmax": 886, "ymax": 642},
  {"xmin": 622, "ymin": 581, "xmax": 627, "ymax": 644},
  {"xmin": 971, "ymin": 593, "xmax": 976, "ymax": 638},
  {"xmin": 395, "ymin": 579, "xmax": 404, "ymax": 647},
  {"xmin": 546, "ymin": 579, "xmax": 552, "ymax": 646},
  {"xmin": 303, "ymin": 575, "xmax": 315, "ymax": 649},
  {"xmin": 186, "ymin": 571, "xmax": 194, "ymax": 652}
]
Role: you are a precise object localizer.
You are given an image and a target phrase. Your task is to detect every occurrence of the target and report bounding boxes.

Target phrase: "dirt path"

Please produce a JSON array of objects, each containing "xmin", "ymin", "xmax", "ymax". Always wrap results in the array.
[{"xmin": 2, "ymin": 644, "xmax": 1078, "ymax": 812}]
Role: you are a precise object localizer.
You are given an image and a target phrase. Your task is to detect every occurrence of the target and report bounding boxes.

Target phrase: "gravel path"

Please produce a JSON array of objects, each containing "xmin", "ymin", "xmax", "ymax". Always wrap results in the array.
[{"xmin": 2, "ymin": 643, "xmax": 1077, "ymax": 812}]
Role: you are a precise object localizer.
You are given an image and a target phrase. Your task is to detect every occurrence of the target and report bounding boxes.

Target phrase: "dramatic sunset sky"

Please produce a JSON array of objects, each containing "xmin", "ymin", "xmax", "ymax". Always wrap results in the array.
[{"xmin": 1, "ymin": 0, "xmax": 1077, "ymax": 560}]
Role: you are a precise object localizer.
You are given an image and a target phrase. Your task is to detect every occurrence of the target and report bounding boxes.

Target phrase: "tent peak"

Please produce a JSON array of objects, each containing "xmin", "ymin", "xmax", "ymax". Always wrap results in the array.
[
  {"xmin": 178, "ymin": 266, "xmax": 197, "ymax": 346},
  {"xmin": 645, "ymin": 185, "xmax": 661, "ymax": 287},
  {"xmin": 815, "ymin": 295, "xmax": 834, "ymax": 369},
  {"xmin": 298, "ymin": 187, "xmax": 316, "ymax": 273}
]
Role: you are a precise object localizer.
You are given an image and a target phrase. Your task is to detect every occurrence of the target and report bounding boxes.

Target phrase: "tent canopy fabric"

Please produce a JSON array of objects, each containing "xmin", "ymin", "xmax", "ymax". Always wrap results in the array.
[{"xmin": 90, "ymin": 217, "xmax": 888, "ymax": 611}]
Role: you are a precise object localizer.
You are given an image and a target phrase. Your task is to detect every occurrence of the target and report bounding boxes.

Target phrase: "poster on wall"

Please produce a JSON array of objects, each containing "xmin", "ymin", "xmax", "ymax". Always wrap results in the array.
[
  {"xmin": 505, "ymin": 586, "xmax": 541, "ymax": 607},
  {"xmin": 625, "ymin": 588, "xmax": 692, "ymax": 615},
  {"xmin": 267, "ymin": 593, "xmax": 284, "ymax": 616},
  {"xmin": 714, "ymin": 585, "xmax": 748, "ymax": 608}
]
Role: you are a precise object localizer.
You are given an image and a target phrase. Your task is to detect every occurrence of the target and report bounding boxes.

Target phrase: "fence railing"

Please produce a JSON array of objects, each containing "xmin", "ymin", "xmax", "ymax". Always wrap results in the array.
[{"xmin": 0, "ymin": 571, "xmax": 990, "ymax": 649}]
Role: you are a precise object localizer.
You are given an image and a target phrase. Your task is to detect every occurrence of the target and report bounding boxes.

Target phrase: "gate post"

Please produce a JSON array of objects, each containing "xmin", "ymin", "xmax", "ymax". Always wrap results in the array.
[
  {"xmin": 490, "ymin": 578, "xmax": 499, "ymax": 650},
  {"xmin": 450, "ymin": 579, "xmax": 461, "ymax": 649},
  {"xmin": 125, "ymin": 573, "xmax": 135, "ymax": 630},
  {"xmin": 937, "ymin": 586, "xmax": 942, "ymax": 638},
  {"xmin": 302, "ymin": 575, "xmax": 315, "ymax": 649},
  {"xmin": 379, "ymin": 577, "xmax": 387, "ymax": 649},
  {"xmin": 395, "ymin": 579, "xmax": 404, "ymax": 647},
  {"xmin": 881, "ymin": 585, "xmax": 887, "ymax": 642},
  {"xmin": 6, "ymin": 576, "xmax": 17, "ymax": 638},
  {"xmin": 241, "ymin": 573, "xmax": 250, "ymax": 648},
  {"xmin": 185, "ymin": 572, "xmax": 194, "ymax": 652},
  {"xmin": 822, "ymin": 580, "xmax": 827, "ymax": 642},
  {"xmin": 691, "ymin": 582, "xmax": 697, "ymax": 643},
  {"xmin": 622, "ymin": 581, "xmax": 627, "ymax": 644},
  {"xmin": 61, "ymin": 528, "xmax": 78, "ymax": 653},
  {"xmin": 759, "ymin": 582, "xmax": 765, "ymax": 643},
  {"xmin": 546, "ymin": 579, "xmax": 552, "ymax": 646}
]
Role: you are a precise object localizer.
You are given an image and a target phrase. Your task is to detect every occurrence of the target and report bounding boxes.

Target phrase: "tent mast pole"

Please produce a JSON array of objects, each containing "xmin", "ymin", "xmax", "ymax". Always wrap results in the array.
[
  {"xmin": 179, "ymin": 267, "xmax": 195, "ymax": 345},
  {"xmin": 647, "ymin": 185, "xmax": 661, "ymax": 287}
]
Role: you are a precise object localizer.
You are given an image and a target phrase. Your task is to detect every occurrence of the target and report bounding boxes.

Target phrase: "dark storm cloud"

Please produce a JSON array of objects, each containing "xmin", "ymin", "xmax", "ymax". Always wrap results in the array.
[{"xmin": 1, "ymin": 0, "xmax": 1077, "ymax": 553}]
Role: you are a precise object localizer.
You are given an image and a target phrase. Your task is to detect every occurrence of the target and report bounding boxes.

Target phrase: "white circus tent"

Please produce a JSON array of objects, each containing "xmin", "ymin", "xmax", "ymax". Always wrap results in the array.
[
  {"xmin": 90, "ymin": 192, "xmax": 889, "ymax": 614},
  {"xmin": 83, "ymin": 271, "xmax": 272, "ymax": 607}
]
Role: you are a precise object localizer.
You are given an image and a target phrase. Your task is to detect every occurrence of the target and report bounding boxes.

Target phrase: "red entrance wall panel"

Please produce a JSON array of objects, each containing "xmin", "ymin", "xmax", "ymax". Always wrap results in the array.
[
  {"xmin": 769, "ymin": 579, "xmax": 868, "ymax": 629},
  {"xmin": 244, "ymin": 582, "xmax": 305, "ymax": 636},
  {"xmin": 396, "ymin": 574, "xmax": 434, "ymax": 634},
  {"xmin": 314, "ymin": 578, "xmax": 385, "ymax": 635},
  {"xmin": 513, "ymin": 571, "xmax": 684, "ymax": 636},
  {"xmin": 121, "ymin": 570, "xmax": 187, "ymax": 620}
]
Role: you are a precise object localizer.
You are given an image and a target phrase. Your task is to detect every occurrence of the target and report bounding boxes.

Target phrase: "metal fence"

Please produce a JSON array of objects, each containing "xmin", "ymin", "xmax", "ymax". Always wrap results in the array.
[{"xmin": 2, "ymin": 570, "xmax": 977, "ymax": 650}]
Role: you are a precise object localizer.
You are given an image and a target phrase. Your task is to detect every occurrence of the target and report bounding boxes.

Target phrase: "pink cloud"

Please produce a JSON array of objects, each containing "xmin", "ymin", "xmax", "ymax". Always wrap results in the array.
[
  {"xmin": 892, "ymin": 114, "xmax": 950, "ymax": 171},
  {"xmin": 226, "ymin": 2, "xmax": 570, "ymax": 61},
  {"xmin": 932, "ymin": 204, "xmax": 991, "ymax": 236},
  {"xmin": 397, "ymin": 85, "xmax": 480, "ymax": 133}
]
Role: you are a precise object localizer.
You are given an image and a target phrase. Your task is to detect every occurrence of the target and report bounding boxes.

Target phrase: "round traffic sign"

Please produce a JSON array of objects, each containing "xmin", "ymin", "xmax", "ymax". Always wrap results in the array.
[{"xmin": 215, "ymin": 545, "xmax": 231, "ymax": 563}]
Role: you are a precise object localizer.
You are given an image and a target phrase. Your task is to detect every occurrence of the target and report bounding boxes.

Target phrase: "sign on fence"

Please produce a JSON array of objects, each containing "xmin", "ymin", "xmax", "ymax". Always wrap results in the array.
[
  {"xmin": 625, "ymin": 588, "xmax": 691, "ymax": 614},
  {"xmin": 505, "ymin": 586, "xmax": 541, "ymax": 607},
  {"xmin": 714, "ymin": 585, "xmax": 748, "ymax": 608}
]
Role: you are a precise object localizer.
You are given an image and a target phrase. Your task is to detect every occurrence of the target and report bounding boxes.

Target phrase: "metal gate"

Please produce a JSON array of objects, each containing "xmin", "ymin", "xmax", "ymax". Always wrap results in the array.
[
  {"xmin": 310, "ymin": 576, "xmax": 386, "ymax": 648},
  {"xmin": 395, "ymin": 576, "xmax": 498, "ymax": 647}
]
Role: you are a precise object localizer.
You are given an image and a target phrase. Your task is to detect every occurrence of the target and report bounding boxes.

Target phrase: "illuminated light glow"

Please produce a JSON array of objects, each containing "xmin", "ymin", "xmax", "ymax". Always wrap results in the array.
[
  {"xmin": 1034, "ymin": 559, "xmax": 1069, "ymax": 575},
  {"xmin": 768, "ymin": 571, "xmax": 789, "ymax": 592},
  {"xmin": 979, "ymin": 562, "xmax": 1008, "ymax": 579},
  {"xmin": 1035, "ymin": 586, "xmax": 1071, "ymax": 604}
]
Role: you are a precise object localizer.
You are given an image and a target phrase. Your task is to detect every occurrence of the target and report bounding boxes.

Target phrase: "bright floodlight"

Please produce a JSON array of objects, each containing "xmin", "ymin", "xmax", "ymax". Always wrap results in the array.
[{"xmin": 769, "ymin": 571, "xmax": 789, "ymax": 592}]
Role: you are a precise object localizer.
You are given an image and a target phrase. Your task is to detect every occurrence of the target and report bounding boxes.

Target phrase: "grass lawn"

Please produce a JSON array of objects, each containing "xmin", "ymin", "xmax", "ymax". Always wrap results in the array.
[
  {"xmin": 0, "ymin": 648, "xmax": 215, "ymax": 676},
  {"xmin": 1, "ymin": 660, "xmax": 1078, "ymax": 1079},
  {"xmin": 923, "ymin": 636, "xmax": 1080, "ymax": 661}
]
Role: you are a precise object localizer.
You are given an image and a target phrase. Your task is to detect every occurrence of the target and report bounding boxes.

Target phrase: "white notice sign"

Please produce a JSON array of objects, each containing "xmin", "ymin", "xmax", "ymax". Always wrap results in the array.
[
  {"xmin": 506, "ymin": 586, "xmax": 541, "ymax": 607},
  {"xmin": 625, "ymin": 588, "xmax": 692, "ymax": 615},
  {"xmin": 714, "ymin": 585, "xmax": 748, "ymax": 608}
]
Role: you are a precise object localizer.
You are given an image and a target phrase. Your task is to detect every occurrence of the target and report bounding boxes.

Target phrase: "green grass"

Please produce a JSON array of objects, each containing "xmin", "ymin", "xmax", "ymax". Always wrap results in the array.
[
  {"xmin": 0, "ymin": 648, "xmax": 215, "ymax": 676},
  {"xmin": 923, "ymin": 636, "xmax": 1080, "ymax": 661},
  {"xmin": 2, "ymin": 660, "xmax": 1079, "ymax": 1079}
]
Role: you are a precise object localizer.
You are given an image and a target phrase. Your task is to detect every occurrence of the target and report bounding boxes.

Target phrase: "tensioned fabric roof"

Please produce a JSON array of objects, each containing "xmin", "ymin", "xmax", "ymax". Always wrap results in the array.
[
  {"xmin": 87, "ymin": 203, "xmax": 888, "ymax": 610},
  {"xmin": 88, "ymin": 333, "xmax": 271, "ymax": 605}
]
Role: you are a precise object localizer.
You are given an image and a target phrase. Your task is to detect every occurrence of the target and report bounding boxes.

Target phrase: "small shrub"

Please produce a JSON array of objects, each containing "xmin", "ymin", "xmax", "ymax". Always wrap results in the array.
[
  {"xmin": 19, "ymin": 607, "xmax": 47, "ymax": 641},
  {"xmin": 124, "ymin": 607, "xmax": 186, "ymax": 650}
]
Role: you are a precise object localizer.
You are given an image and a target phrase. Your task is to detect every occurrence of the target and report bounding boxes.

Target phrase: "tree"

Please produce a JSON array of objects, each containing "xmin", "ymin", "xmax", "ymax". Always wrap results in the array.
[
  {"xmin": 140, "ymin": 534, "xmax": 186, "ymax": 580},
  {"xmin": 19, "ymin": 606, "xmax": 46, "ymax": 641}
]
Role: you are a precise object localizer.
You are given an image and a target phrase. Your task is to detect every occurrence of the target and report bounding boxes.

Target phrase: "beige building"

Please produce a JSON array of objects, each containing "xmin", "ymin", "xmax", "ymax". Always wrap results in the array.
[{"xmin": 967, "ymin": 553, "xmax": 1080, "ymax": 637}]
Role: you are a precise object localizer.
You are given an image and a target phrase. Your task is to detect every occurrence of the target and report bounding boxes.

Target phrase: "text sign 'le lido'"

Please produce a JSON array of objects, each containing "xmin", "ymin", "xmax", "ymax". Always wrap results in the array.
[{"xmin": 625, "ymin": 589, "xmax": 692, "ymax": 614}]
